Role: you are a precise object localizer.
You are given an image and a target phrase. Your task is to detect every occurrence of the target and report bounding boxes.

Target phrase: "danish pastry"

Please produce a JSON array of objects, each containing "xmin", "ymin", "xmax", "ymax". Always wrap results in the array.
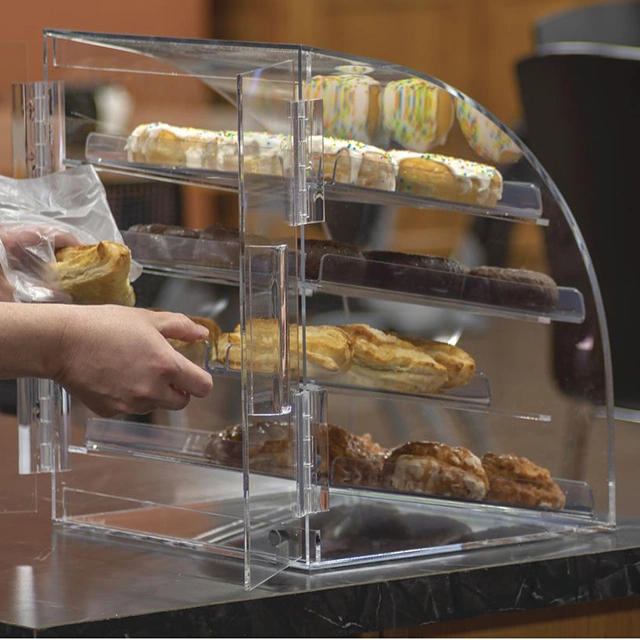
[
  {"xmin": 217, "ymin": 319, "xmax": 353, "ymax": 377},
  {"xmin": 55, "ymin": 241, "xmax": 135, "ymax": 306},
  {"xmin": 317, "ymin": 423, "xmax": 387, "ymax": 487},
  {"xmin": 390, "ymin": 150, "xmax": 503, "ymax": 207},
  {"xmin": 204, "ymin": 421, "xmax": 294, "ymax": 475},
  {"xmin": 166, "ymin": 315, "xmax": 220, "ymax": 367},
  {"xmin": 338, "ymin": 324, "xmax": 448, "ymax": 394},
  {"xmin": 382, "ymin": 78, "xmax": 455, "ymax": 152},
  {"xmin": 481, "ymin": 452, "xmax": 566, "ymax": 510},
  {"xmin": 384, "ymin": 441, "xmax": 489, "ymax": 500},
  {"xmin": 404, "ymin": 338, "xmax": 475, "ymax": 389}
]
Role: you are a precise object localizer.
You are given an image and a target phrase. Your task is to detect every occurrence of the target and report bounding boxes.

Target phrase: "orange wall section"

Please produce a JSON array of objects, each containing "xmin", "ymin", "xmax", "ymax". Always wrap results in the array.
[{"xmin": 0, "ymin": 0, "xmax": 212, "ymax": 84}]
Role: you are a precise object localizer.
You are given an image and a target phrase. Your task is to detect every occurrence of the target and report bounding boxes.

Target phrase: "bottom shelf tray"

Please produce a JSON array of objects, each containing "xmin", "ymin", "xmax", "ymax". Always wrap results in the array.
[{"xmin": 80, "ymin": 418, "xmax": 594, "ymax": 518}]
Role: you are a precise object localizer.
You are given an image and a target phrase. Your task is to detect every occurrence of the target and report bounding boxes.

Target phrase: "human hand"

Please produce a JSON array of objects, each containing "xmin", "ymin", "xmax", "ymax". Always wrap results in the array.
[
  {"xmin": 0, "ymin": 226, "xmax": 79, "ymax": 302},
  {"xmin": 51, "ymin": 305, "xmax": 214, "ymax": 417}
]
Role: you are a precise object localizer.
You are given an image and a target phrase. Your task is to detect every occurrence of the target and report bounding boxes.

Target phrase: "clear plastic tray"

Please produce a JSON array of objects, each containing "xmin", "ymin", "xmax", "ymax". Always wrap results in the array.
[{"xmin": 85, "ymin": 132, "xmax": 545, "ymax": 225}]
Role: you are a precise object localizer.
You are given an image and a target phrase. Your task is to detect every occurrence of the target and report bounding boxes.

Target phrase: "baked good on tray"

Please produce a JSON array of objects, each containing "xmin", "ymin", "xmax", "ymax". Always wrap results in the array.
[
  {"xmin": 310, "ymin": 136, "xmax": 397, "ymax": 191},
  {"xmin": 383, "ymin": 441, "xmax": 489, "ymax": 500},
  {"xmin": 166, "ymin": 314, "xmax": 220, "ymax": 367},
  {"xmin": 364, "ymin": 250, "xmax": 468, "ymax": 298},
  {"xmin": 481, "ymin": 452, "xmax": 566, "ymax": 510},
  {"xmin": 381, "ymin": 78, "xmax": 455, "ymax": 152},
  {"xmin": 463, "ymin": 266, "xmax": 559, "ymax": 312},
  {"xmin": 318, "ymin": 423, "xmax": 387, "ymax": 487},
  {"xmin": 389, "ymin": 150, "xmax": 503, "ymax": 206},
  {"xmin": 456, "ymin": 99, "xmax": 523, "ymax": 165},
  {"xmin": 304, "ymin": 74, "xmax": 382, "ymax": 145},
  {"xmin": 300, "ymin": 238, "xmax": 366, "ymax": 281},
  {"xmin": 404, "ymin": 338, "xmax": 475, "ymax": 389},
  {"xmin": 127, "ymin": 222, "xmax": 253, "ymax": 270},
  {"xmin": 217, "ymin": 318, "xmax": 353, "ymax": 377},
  {"xmin": 337, "ymin": 324, "xmax": 448, "ymax": 394},
  {"xmin": 55, "ymin": 241, "xmax": 135, "ymax": 306},
  {"xmin": 204, "ymin": 421, "xmax": 293, "ymax": 474}
]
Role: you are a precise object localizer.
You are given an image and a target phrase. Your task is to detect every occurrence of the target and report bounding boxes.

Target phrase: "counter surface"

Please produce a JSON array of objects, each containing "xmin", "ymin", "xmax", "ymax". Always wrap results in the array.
[{"xmin": 1, "ymin": 486, "xmax": 640, "ymax": 637}]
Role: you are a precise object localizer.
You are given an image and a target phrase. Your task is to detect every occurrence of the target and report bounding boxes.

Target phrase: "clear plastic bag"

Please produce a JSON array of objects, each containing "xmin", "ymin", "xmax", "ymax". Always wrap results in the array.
[{"xmin": 0, "ymin": 165, "xmax": 140, "ymax": 302}]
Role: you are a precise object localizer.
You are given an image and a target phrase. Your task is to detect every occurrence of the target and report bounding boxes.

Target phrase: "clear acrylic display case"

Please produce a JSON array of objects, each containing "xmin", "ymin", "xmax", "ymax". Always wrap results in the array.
[{"xmin": 14, "ymin": 30, "xmax": 615, "ymax": 589}]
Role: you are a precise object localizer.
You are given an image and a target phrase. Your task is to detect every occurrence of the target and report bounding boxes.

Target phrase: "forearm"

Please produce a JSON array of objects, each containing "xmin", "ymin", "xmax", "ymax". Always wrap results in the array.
[{"xmin": 0, "ymin": 302, "xmax": 68, "ymax": 380}]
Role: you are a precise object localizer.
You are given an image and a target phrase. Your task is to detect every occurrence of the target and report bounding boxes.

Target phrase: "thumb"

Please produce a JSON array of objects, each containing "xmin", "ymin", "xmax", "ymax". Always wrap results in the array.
[{"xmin": 154, "ymin": 312, "xmax": 210, "ymax": 342}]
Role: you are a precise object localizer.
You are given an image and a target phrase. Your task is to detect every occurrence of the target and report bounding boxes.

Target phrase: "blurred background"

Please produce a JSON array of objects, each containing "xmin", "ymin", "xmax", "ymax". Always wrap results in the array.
[{"xmin": 0, "ymin": 0, "xmax": 624, "ymax": 268}]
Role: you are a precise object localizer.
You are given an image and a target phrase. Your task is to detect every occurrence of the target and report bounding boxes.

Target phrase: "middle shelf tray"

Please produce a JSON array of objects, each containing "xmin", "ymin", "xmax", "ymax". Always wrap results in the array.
[{"xmin": 123, "ymin": 230, "xmax": 586, "ymax": 326}]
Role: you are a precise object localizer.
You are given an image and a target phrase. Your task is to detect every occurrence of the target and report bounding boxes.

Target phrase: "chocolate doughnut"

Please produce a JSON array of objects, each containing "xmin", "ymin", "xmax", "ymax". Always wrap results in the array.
[
  {"xmin": 481, "ymin": 452, "xmax": 566, "ymax": 510},
  {"xmin": 299, "ymin": 238, "xmax": 366, "ymax": 281},
  {"xmin": 365, "ymin": 250, "xmax": 468, "ymax": 298},
  {"xmin": 463, "ymin": 266, "xmax": 559, "ymax": 311}
]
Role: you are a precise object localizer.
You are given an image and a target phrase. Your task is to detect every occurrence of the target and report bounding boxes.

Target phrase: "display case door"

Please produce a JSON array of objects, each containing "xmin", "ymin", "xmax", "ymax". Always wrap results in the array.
[{"xmin": 238, "ymin": 60, "xmax": 305, "ymax": 588}]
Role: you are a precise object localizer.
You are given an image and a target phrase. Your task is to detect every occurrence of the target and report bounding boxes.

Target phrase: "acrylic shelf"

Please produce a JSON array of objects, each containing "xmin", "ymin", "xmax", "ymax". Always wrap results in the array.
[{"xmin": 84, "ymin": 132, "xmax": 546, "ymax": 225}]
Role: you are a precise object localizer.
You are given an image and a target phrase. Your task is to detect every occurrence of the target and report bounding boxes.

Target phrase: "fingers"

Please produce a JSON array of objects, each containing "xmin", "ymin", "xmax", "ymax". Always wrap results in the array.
[
  {"xmin": 152, "ymin": 311, "xmax": 211, "ymax": 343},
  {"xmin": 171, "ymin": 355, "xmax": 214, "ymax": 398}
]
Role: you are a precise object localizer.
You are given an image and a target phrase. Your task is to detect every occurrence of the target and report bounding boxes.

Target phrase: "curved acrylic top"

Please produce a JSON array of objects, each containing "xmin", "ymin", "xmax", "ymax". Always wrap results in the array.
[{"xmin": 42, "ymin": 29, "xmax": 615, "ymax": 521}]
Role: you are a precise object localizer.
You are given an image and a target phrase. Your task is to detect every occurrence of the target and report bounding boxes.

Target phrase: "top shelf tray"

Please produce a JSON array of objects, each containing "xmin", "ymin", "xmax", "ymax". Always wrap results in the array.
[{"xmin": 83, "ymin": 133, "xmax": 546, "ymax": 225}]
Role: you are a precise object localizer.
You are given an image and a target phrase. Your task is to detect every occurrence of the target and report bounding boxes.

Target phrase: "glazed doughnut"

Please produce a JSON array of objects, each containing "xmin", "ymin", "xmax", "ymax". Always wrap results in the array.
[
  {"xmin": 384, "ymin": 441, "xmax": 489, "ymax": 500},
  {"xmin": 390, "ymin": 150, "xmax": 503, "ymax": 207},
  {"xmin": 382, "ymin": 78, "xmax": 455, "ymax": 152},
  {"xmin": 481, "ymin": 452, "xmax": 566, "ymax": 510},
  {"xmin": 310, "ymin": 136, "xmax": 397, "ymax": 191},
  {"xmin": 126, "ymin": 123, "xmax": 239, "ymax": 170},
  {"xmin": 338, "ymin": 324, "xmax": 448, "ymax": 394},
  {"xmin": 304, "ymin": 74, "xmax": 382, "ymax": 144},
  {"xmin": 456, "ymin": 100, "xmax": 523, "ymax": 165}
]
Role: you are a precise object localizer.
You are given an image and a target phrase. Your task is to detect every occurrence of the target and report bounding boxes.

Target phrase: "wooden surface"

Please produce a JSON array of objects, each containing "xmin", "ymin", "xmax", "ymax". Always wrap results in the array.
[{"xmin": 364, "ymin": 594, "xmax": 640, "ymax": 637}]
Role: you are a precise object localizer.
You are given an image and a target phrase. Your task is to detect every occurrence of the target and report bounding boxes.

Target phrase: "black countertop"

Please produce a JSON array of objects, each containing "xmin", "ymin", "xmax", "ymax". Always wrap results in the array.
[{"xmin": 1, "ymin": 497, "xmax": 640, "ymax": 637}]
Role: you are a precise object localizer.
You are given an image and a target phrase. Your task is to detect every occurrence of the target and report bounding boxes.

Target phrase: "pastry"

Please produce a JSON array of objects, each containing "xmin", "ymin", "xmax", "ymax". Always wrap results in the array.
[
  {"xmin": 317, "ymin": 423, "xmax": 387, "ymax": 487},
  {"xmin": 166, "ymin": 314, "xmax": 220, "ymax": 367},
  {"xmin": 364, "ymin": 250, "xmax": 468, "ymax": 298},
  {"xmin": 126, "ymin": 223, "xmax": 250, "ymax": 270},
  {"xmin": 304, "ymin": 74, "xmax": 382, "ymax": 145},
  {"xmin": 456, "ymin": 100, "xmax": 523, "ymax": 165},
  {"xmin": 204, "ymin": 421, "xmax": 294, "ymax": 475},
  {"xmin": 463, "ymin": 266, "xmax": 559, "ymax": 311},
  {"xmin": 300, "ymin": 238, "xmax": 365, "ymax": 281},
  {"xmin": 217, "ymin": 319, "xmax": 353, "ymax": 377},
  {"xmin": 382, "ymin": 78, "xmax": 455, "ymax": 152},
  {"xmin": 338, "ymin": 324, "xmax": 448, "ymax": 394},
  {"xmin": 404, "ymin": 338, "xmax": 475, "ymax": 389},
  {"xmin": 390, "ymin": 150, "xmax": 503, "ymax": 207},
  {"xmin": 127, "ymin": 223, "xmax": 201, "ymax": 239},
  {"xmin": 309, "ymin": 136, "xmax": 397, "ymax": 191},
  {"xmin": 384, "ymin": 441, "xmax": 489, "ymax": 500},
  {"xmin": 55, "ymin": 241, "xmax": 135, "ymax": 306},
  {"xmin": 481, "ymin": 452, "xmax": 566, "ymax": 510}
]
